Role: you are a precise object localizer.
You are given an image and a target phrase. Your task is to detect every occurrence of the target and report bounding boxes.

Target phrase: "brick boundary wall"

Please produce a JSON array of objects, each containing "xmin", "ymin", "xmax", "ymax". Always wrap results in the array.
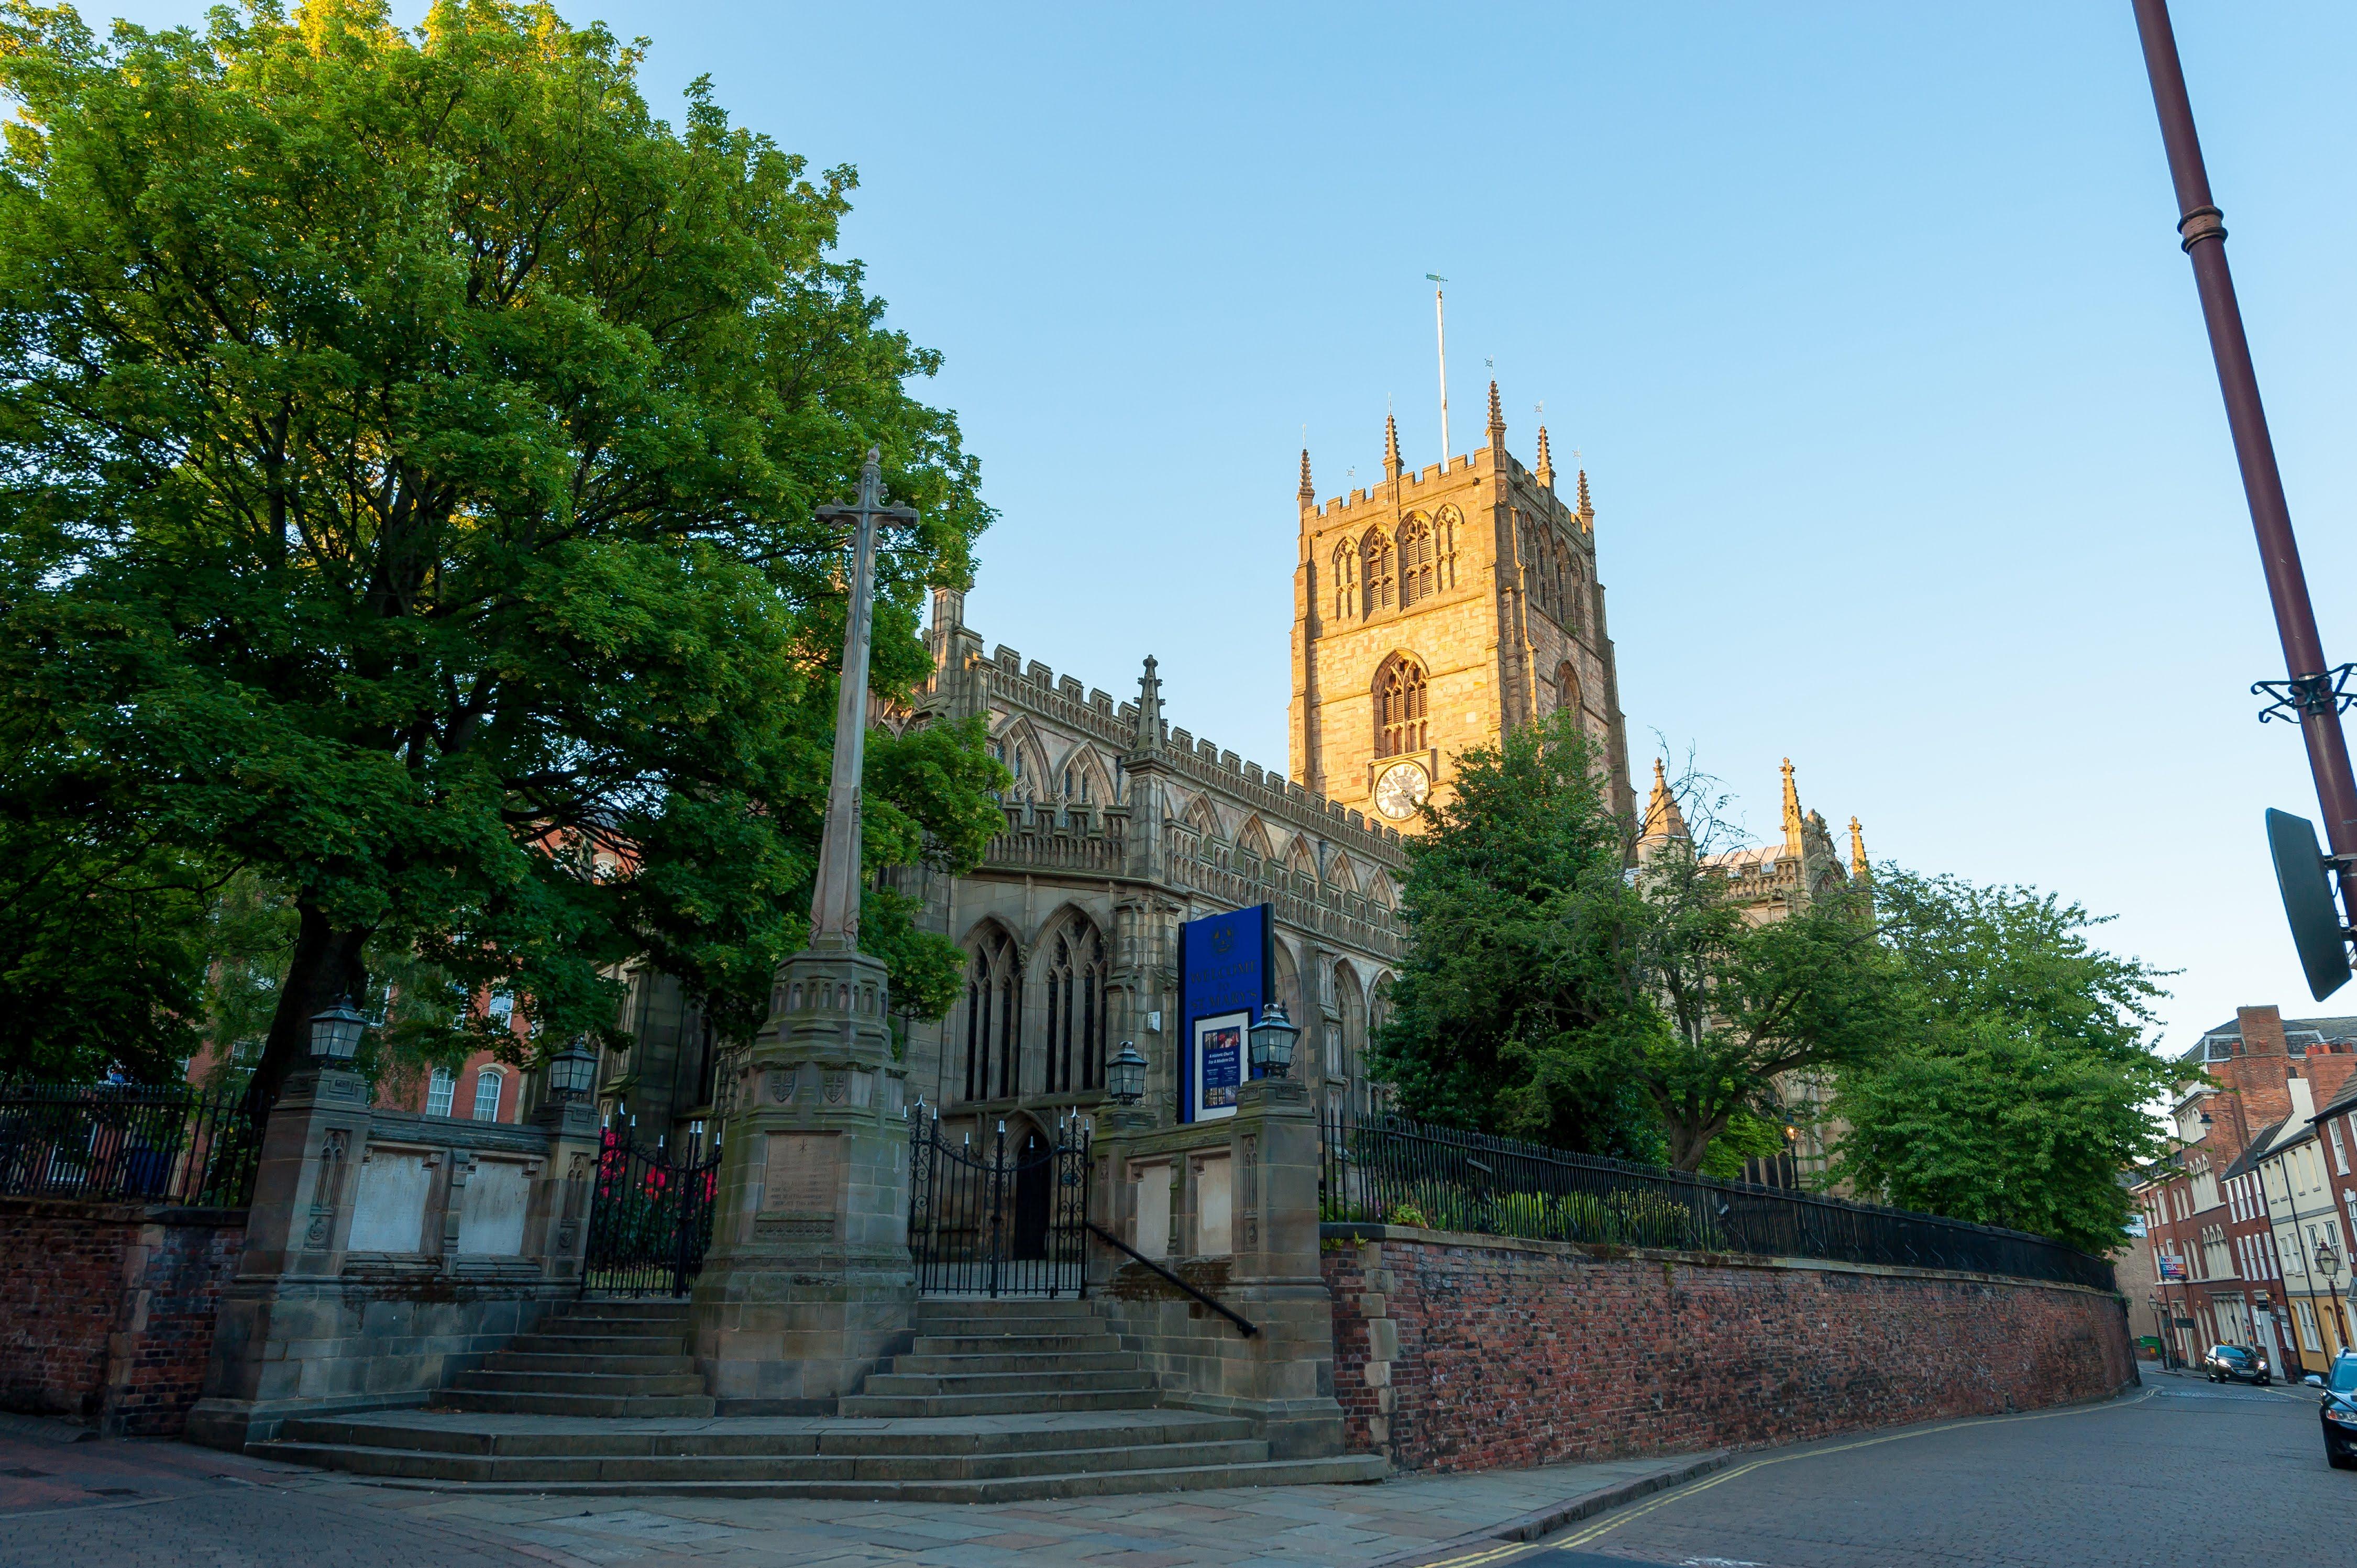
[
  {"xmin": 0, "ymin": 1196, "xmax": 247, "ymax": 1436},
  {"xmin": 1323, "ymin": 1223, "xmax": 2137, "ymax": 1473}
]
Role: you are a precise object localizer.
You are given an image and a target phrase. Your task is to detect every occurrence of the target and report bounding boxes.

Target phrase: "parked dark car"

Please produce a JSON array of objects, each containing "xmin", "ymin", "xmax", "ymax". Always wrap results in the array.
[
  {"xmin": 2202, "ymin": 1343, "xmax": 2272, "ymax": 1385},
  {"xmin": 2317, "ymin": 1351, "xmax": 2357, "ymax": 1470}
]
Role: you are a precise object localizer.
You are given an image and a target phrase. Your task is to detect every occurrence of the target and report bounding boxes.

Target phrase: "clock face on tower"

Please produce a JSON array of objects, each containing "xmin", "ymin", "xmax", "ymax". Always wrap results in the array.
[{"xmin": 1374, "ymin": 760, "xmax": 1430, "ymax": 821}]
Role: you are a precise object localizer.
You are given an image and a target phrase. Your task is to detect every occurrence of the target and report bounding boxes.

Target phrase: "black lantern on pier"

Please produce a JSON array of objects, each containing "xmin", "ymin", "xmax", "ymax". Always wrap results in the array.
[
  {"xmin": 307, "ymin": 995, "xmax": 367, "ymax": 1062},
  {"xmin": 1248, "ymin": 1002, "xmax": 1298, "ymax": 1080},
  {"xmin": 1107, "ymin": 1041, "xmax": 1147, "ymax": 1106}
]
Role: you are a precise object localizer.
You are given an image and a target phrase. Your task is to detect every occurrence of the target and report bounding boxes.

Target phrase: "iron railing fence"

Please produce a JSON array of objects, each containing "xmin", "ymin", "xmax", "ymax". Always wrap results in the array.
[
  {"xmin": 0, "ymin": 1081, "xmax": 261, "ymax": 1207},
  {"xmin": 908, "ymin": 1111, "xmax": 1091, "ymax": 1298},
  {"xmin": 581, "ymin": 1131, "xmax": 721, "ymax": 1298},
  {"xmin": 1320, "ymin": 1107, "xmax": 2116, "ymax": 1294}
]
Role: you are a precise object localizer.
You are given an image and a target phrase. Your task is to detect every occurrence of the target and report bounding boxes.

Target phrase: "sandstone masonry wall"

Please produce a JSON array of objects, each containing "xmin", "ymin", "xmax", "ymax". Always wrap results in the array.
[
  {"xmin": 1324, "ymin": 1224, "xmax": 2135, "ymax": 1473},
  {"xmin": 0, "ymin": 1196, "xmax": 246, "ymax": 1436}
]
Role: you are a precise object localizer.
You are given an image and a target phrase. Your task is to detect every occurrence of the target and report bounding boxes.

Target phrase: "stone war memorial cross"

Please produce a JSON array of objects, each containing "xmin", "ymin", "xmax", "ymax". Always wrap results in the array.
[{"xmin": 690, "ymin": 448, "xmax": 924, "ymax": 1411}]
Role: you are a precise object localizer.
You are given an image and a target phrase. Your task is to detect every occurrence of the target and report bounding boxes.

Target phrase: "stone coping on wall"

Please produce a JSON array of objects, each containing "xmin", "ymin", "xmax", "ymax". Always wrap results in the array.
[
  {"xmin": 1319, "ymin": 1221, "xmax": 2123, "ymax": 1300},
  {"xmin": 0, "ymin": 1195, "xmax": 247, "ymax": 1226}
]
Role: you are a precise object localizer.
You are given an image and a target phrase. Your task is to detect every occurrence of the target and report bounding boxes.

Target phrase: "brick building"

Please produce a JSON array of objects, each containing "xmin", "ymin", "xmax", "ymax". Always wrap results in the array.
[{"xmin": 2133, "ymin": 1005, "xmax": 2357, "ymax": 1370}]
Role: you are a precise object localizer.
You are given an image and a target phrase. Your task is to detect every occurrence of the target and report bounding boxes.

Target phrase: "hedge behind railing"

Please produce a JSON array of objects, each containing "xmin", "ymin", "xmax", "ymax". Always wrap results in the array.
[{"xmin": 1320, "ymin": 1107, "xmax": 2116, "ymax": 1293}]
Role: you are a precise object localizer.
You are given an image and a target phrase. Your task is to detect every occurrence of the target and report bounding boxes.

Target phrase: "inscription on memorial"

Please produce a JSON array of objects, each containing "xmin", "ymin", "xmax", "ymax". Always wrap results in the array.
[{"xmin": 762, "ymin": 1132, "xmax": 842, "ymax": 1212}]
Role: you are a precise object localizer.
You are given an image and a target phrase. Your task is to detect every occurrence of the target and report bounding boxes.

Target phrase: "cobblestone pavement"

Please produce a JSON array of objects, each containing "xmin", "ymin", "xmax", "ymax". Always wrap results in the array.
[
  {"xmin": 1460, "ymin": 1369, "xmax": 2345, "ymax": 1568},
  {"xmin": 0, "ymin": 1412, "xmax": 1698, "ymax": 1568}
]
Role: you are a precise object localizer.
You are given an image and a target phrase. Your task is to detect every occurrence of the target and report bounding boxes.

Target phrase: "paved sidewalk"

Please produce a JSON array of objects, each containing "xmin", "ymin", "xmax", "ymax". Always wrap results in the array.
[{"xmin": 0, "ymin": 1425, "xmax": 1715, "ymax": 1568}]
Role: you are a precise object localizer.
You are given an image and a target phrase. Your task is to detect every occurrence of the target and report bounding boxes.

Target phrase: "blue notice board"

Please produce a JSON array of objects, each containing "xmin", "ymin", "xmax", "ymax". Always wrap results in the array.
[{"xmin": 1178, "ymin": 904, "xmax": 1272, "ymax": 1122}]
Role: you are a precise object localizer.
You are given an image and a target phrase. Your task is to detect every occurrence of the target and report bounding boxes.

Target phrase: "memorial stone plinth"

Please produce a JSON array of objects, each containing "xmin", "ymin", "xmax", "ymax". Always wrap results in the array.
[{"xmin": 688, "ymin": 448, "xmax": 920, "ymax": 1411}]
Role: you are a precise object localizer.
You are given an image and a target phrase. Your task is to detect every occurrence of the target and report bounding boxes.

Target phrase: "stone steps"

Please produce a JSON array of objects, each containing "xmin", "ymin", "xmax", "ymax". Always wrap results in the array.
[
  {"xmin": 836, "ymin": 1297, "xmax": 1165, "ymax": 1418},
  {"xmin": 254, "ymin": 1293, "xmax": 1391, "ymax": 1500},
  {"xmin": 480, "ymin": 1352, "xmax": 698, "ymax": 1377},
  {"xmin": 257, "ymin": 1435, "xmax": 1273, "ymax": 1484},
  {"xmin": 839, "ymin": 1387, "xmax": 1165, "ymax": 1418},
  {"xmin": 861, "ymin": 1368, "xmax": 1154, "ymax": 1397},
  {"xmin": 433, "ymin": 1298, "xmax": 714, "ymax": 1419},
  {"xmin": 277, "ymin": 1409, "xmax": 1262, "ymax": 1458},
  {"xmin": 910, "ymin": 1332, "xmax": 1124, "ymax": 1356},
  {"xmin": 891, "ymin": 1350, "xmax": 1137, "ymax": 1375},
  {"xmin": 435, "ymin": 1390, "xmax": 719, "ymax": 1418}
]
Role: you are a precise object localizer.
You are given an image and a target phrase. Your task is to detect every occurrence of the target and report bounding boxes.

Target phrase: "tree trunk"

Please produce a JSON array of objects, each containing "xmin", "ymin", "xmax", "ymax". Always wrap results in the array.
[
  {"xmin": 243, "ymin": 903, "xmax": 369, "ymax": 1122},
  {"xmin": 1664, "ymin": 1117, "xmax": 1721, "ymax": 1174}
]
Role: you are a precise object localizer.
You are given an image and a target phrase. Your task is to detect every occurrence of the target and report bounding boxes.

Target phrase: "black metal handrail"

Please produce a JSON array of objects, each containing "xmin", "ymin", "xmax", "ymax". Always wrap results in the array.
[
  {"xmin": 0, "ymin": 1081, "xmax": 260, "ymax": 1207},
  {"xmin": 1085, "ymin": 1221, "xmax": 1258, "ymax": 1337},
  {"xmin": 1320, "ymin": 1107, "xmax": 2117, "ymax": 1294}
]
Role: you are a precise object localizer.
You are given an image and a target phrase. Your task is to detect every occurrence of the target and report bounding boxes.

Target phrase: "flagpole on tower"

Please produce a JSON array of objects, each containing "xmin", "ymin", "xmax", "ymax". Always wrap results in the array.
[{"xmin": 1427, "ymin": 274, "xmax": 1450, "ymax": 460}]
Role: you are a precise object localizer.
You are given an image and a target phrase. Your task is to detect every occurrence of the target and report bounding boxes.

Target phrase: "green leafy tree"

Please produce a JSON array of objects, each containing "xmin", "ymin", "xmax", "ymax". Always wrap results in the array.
[
  {"xmin": 1374, "ymin": 721, "xmax": 1900, "ymax": 1172},
  {"xmin": 1369, "ymin": 714, "xmax": 1663, "ymax": 1160},
  {"xmin": 1829, "ymin": 870, "xmax": 2175, "ymax": 1253},
  {"xmin": 0, "ymin": 812, "xmax": 214, "ymax": 1080},
  {"xmin": 0, "ymin": 0, "xmax": 1003, "ymax": 1109},
  {"xmin": 1621, "ymin": 819, "xmax": 1900, "ymax": 1172}
]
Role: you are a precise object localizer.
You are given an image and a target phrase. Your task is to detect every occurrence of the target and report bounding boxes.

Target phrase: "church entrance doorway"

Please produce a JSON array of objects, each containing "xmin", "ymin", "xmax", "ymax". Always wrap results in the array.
[{"xmin": 1011, "ymin": 1125, "xmax": 1052, "ymax": 1261}]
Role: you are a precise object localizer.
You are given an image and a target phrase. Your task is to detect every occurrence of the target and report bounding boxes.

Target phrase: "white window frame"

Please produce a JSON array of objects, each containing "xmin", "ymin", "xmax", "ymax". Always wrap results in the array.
[
  {"xmin": 2295, "ymin": 1298, "xmax": 2323, "ymax": 1353},
  {"xmin": 2333, "ymin": 1119, "xmax": 2350, "ymax": 1177},
  {"xmin": 426, "ymin": 1067, "xmax": 456, "ymax": 1118},
  {"xmin": 470, "ymin": 1068, "xmax": 504, "ymax": 1122}
]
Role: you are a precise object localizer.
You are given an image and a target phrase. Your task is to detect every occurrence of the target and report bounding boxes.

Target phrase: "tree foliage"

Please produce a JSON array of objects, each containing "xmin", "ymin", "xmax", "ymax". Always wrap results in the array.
[
  {"xmin": 1621, "ymin": 825, "xmax": 1899, "ymax": 1172},
  {"xmin": 1369, "ymin": 715, "xmax": 1665, "ymax": 1161},
  {"xmin": 1372, "ymin": 715, "xmax": 1900, "ymax": 1172},
  {"xmin": 1827, "ymin": 869, "xmax": 2175, "ymax": 1254},
  {"xmin": 0, "ymin": 0, "xmax": 1004, "ymax": 1100}
]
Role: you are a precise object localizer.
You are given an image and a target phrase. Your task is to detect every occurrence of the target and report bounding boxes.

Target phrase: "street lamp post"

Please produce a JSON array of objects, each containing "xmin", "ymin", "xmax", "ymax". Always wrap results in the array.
[{"xmin": 2132, "ymin": 1, "xmax": 2357, "ymax": 998}]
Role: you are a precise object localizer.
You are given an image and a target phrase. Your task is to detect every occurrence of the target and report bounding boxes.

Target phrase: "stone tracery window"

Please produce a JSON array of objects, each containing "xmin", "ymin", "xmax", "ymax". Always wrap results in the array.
[
  {"xmin": 1558, "ymin": 540, "xmax": 1583, "ymax": 637},
  {"xmin": 963, "ymin": 924, "xmax": 1021, "ymax": 1102},
  {"xmin": 1331, "ymin": 541, "xmax": 1358, "ymax": 620},
  {"xmin": 1042, "ymin": 919, "xmax": 1108, "ymax": 1095},
  {"xmin": 1373, "ymin": 653, "xmax": 1428, "ymax": 759},
  {"xmin": 1434, "ymin": 505, "xmax": 1461, "ymax": 591},
  {"xmin": 1556, "ymin": 659, "xmax": 1581, "ymax": 722},
  {"xmin": 1360, "ymin": 528, "xmax": 1394, "ymax": 615},
  {"xmin": 1519, "ymin": 517, "xmax": 1551, "ymax": 617},
  {"xmin": 1397, "ymin": 516, "xmax": 1435, "ymax": 608}
]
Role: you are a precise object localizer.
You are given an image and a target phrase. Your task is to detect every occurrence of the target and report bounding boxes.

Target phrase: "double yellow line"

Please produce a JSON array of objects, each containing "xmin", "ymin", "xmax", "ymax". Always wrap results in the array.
[{"xmin": 1413, "ymin": 1385, "xmax": 2161, "ymax": 1568}]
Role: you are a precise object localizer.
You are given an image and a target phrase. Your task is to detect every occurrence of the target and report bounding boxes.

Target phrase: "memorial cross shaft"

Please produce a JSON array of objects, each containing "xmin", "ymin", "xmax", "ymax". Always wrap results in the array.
[{"xmin": 808, "ymin": 448, "xmax": 919, "ymax": 949}]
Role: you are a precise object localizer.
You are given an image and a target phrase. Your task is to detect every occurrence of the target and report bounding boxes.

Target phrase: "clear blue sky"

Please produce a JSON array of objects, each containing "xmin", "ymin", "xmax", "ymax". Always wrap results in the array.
[{"xmin": 94, "ymin": 3, "xmax": 2357, "ymax": 1053}]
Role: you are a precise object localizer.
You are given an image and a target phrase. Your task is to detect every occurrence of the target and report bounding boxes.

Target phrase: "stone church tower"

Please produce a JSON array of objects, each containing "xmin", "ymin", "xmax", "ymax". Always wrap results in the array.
[{"xmin": 1288, "ymin": 382, "xmax": 1635, "ymax": 829}]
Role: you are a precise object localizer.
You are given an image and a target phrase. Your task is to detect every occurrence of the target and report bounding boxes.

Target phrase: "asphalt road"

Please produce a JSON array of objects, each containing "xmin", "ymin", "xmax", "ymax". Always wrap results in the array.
[{"xmin": 1472, "ymin": 1368, "xmax": 2348, "ymax": 1568}]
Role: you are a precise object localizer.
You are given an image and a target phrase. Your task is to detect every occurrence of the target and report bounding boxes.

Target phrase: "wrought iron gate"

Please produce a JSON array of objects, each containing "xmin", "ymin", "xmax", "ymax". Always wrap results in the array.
[
  {"xmin": 908, "ymin": 1111, "xmax": 1090, "ymax": 1297},
  {"xmin": 581, "ymin": 1132, "xmax": 721, "ymax": 1298}
]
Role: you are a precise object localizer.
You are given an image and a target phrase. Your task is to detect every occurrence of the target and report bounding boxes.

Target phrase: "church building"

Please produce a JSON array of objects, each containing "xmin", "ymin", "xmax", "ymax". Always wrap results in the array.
[
  {"xmin": 599, "ymin": 383, "xmax": 1864, "ymax": 1184},
  {"xmin": 606, "ymin": 385, "xmax": 1636, "ymax": 1155}
]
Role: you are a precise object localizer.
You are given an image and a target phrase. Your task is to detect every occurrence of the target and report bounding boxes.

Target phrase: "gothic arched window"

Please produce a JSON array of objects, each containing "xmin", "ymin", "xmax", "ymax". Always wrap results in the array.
[
  {"xmin": 1042, "ymin": 919, "xmax": 1109, "ymax": 1094},
  {"xmin": 1373, "ymin": 654, "xmax": 1428, "ymax": 759},
  {"xmin": 1397, "ymin": 516, "xmax": 1434, "ymax": 608},
  {"xmin": 1435, "ymin": 506, "xmax": 1460, "ymax": 591},
  {"xmin": 1360, "ymin": 528, "xmax": 1394, "ymax": 615},
  {"xmin": 1331, "ymin": 541, "xmax": 1358, "ymax": 621},
  {"xmin": 963, "ymin": 925, "xmax": 1021, "ymax": 1102},
  {"xmin": 1557, "ymin": 540, "xmax": 1583, "ymax": 637},
  {"xmin": 1556, "ymin": 660, "xmax": 1582, "ymax": 723}
]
